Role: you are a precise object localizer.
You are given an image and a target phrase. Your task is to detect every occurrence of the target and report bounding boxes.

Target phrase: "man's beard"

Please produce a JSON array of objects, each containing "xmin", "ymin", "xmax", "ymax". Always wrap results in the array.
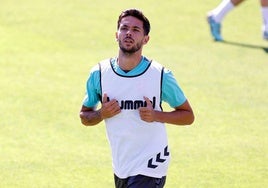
[{"xmin": 119, "ymin": 40, "xmax": 142, "ymax": 54}]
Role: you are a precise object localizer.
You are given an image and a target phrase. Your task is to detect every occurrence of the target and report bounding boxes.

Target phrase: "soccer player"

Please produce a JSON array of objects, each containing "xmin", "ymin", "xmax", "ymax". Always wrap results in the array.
[
  {"xmin": 79, "ymin": 8, "xmax": 195, "ymax": 188},
  {"xmin": 207, "ymin": 0, "xmax": 268, "ymax": 41}
]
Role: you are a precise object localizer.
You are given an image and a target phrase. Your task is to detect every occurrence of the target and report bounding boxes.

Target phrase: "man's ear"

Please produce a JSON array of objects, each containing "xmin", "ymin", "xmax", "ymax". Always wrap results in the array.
[
  {"xmin": 143, "ymin": 35, "xmax": 150, "ymax": 44},
  {"xmin": 115, "ymin": 32, "xmax": 119, "ymax": 41}
]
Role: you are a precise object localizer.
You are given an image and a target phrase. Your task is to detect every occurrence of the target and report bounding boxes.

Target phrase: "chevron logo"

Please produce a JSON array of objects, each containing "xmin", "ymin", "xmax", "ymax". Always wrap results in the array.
[{"xmin": 147, "ymin": 146, "xmax": 170, "ymax": 169}]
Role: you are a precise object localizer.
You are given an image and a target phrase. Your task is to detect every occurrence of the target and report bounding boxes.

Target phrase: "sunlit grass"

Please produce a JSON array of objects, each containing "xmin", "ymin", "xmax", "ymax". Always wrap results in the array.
[{"xmin": 0, "ymin": 0, "xmax": 267, "ymax": 187}]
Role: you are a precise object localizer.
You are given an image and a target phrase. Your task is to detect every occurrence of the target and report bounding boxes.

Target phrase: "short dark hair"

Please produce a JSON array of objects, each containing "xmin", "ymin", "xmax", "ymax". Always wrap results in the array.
[{"xmin": 117, "ymin": 8, "xmax": 151, "ymax": 35}]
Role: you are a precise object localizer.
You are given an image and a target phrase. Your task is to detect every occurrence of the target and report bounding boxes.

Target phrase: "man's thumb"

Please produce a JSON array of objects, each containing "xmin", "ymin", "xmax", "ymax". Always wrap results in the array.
[
  {"xmin": 144, "ymin": 96, "xmax": 152, "ymax": 107},
  {"xmin": 103, "ymin": 93, "xmax": 108, "ymax": 103}
]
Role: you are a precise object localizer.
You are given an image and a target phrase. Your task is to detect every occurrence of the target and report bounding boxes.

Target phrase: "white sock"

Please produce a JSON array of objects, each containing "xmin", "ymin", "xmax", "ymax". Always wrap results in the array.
[
  {"xmin": 261, "ymin": 7, "xmax": 268, "ymax": 32},
  {"xmin": 209, "ymin": 0, "xmax": 235, "ymax": 23}
]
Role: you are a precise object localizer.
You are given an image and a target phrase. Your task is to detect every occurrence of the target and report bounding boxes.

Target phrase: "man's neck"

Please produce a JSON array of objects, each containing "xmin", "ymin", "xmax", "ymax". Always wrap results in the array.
[{"xmin": 117, "ymin": 51, "xmax": 143, "ymax": 71}]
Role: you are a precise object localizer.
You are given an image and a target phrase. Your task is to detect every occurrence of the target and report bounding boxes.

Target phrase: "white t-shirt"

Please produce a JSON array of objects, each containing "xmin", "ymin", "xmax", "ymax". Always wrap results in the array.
[{"xmin": 100, "ymin": 59, "xmax": 170, "ymax": 178}]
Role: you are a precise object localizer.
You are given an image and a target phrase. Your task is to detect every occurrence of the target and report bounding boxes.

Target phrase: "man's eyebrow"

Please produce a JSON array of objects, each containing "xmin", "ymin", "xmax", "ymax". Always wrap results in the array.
[
  {"xmin": 133, "ymin": 26, "xmax": 142, "ymax": 30},
  {"xmin": 120, "ymin": 24, "xmax": 142, "ymax": 29}
]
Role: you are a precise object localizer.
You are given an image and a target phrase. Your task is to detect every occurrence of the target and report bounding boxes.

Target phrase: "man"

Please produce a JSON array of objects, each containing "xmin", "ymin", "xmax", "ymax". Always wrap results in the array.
[
  {"xmin": 79, "ymin": 8, "xmax": 194, "ymax": 188},
  {"xmin": 207, "ymin": 0, "xmax": 268, "ymax": 41}
]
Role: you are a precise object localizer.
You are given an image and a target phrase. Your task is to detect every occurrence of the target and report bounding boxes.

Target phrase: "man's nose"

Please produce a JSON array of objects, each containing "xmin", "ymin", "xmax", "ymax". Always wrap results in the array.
[{"xmin": 126, "ymin": 30, "xmax": 132, "ymax": 36}]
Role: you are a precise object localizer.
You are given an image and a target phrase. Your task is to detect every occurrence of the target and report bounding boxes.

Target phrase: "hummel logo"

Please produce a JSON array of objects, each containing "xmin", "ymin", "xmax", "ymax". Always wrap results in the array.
[
  {"xmin": 106, "ymin": 96, "xmax": 156, "ymax": 110},
  {"xmin": 147, "ymin": 146, "xmax": 170, "ymax": 169}
]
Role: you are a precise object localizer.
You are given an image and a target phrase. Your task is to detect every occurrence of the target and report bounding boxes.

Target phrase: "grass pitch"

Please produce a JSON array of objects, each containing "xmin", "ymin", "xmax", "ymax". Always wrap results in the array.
[{"xmin": 0, "ymin": 0, "xmax": 267, "ymax": 187}]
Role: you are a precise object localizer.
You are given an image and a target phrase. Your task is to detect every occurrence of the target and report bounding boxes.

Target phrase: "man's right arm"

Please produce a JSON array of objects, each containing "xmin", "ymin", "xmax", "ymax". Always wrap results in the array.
[
  {"xmin": 79, "ymin": 105, "xmax": 103, "ymax": 126},
  {"xmin": 79, "ymin": 94, "xmax": 121, "ymax": 126}
]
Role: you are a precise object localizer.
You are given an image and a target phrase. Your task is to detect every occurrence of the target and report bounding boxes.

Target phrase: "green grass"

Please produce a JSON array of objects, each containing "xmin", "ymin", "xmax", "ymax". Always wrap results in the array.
[{"xmin": 0, "ymin": 0, "xmax": 267, "ymax": 187}]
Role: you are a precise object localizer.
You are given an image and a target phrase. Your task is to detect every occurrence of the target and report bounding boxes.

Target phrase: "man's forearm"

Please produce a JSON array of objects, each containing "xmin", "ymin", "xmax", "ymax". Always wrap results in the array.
[
  {"xmin": 154, "ymin": 110, "xmax": 194, "ymax": 125},
  {"xmin": 80, "ymin": 110, "xmax": 103, "ymax": 126}
]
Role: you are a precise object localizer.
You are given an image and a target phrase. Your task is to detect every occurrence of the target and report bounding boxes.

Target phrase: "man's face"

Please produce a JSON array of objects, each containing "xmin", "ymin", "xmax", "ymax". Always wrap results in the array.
[{"xmin": 116, "ymin": 16, "xmax": 149, "ymax": 54}]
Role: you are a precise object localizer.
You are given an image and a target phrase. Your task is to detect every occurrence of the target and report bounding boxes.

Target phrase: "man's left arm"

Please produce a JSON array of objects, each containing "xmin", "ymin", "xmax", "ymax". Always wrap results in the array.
[{"xmin": 139, "ymin": 97, "xmax": 194, "ymax": 125}]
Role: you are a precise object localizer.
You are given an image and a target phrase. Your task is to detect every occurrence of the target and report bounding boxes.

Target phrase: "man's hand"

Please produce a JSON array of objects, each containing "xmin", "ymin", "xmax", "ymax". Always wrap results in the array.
[
  {"xmin": 100, "ymin": 93, "xmax": 121, "ymax": 119},
  {"xmin": 139, "ymin": 96, "xmax": 155, "ymax": 122}
]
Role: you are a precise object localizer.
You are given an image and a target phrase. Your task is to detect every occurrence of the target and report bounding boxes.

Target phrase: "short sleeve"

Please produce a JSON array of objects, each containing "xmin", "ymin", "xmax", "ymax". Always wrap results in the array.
[
  {"xmin": 162, "ymin": 68, "xmax": 186, "ymax": 108},
  {"xmin": 82, "ymin": 64, "xmax": 101, "ymax": 107}
]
